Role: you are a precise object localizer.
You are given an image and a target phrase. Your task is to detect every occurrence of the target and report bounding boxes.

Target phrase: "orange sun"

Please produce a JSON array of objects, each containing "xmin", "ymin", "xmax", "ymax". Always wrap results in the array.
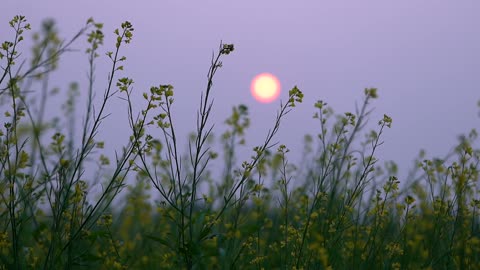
[{"xmin": 250, "ymin": 73, "xmax": 281, "ymax": 103}]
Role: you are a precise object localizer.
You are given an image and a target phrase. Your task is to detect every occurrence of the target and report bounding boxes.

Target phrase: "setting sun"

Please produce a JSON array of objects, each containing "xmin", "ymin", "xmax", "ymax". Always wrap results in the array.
[{"xmin": 250, "ymin": 73, "xmax": 281, "ymax": 103}]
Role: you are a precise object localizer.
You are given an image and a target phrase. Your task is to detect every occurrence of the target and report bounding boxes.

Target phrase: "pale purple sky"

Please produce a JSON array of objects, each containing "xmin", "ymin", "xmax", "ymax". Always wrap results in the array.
[{"xmin": 4, "ymin": 1, "xmax": 480, "ymax": 180}]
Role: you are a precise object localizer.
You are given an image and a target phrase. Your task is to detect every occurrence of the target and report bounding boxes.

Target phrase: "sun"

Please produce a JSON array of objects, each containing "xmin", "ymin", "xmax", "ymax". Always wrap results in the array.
[{"xmin": 250, "ymin": 73, "xmax": 281, "ymax": 103}]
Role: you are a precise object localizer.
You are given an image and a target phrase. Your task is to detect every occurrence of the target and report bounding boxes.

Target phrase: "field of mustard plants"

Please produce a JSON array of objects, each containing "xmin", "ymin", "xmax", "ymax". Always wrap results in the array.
[{"xmin": 1, "ymin": 16, "xmax": 479, "ymax": 269}]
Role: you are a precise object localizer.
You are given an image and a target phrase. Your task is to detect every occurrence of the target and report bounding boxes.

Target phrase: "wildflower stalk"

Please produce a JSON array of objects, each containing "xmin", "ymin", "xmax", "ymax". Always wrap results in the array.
[
  {"xmin": 0, "ymin": 15, "xmax": 32, "ymax": 269},
  {"xmin": 60, "ymin": 20, "xmax": 136, "ymax": 254},
  {"xmin": 277, "ymin": 145, "xmax": 293, "ymax": 268},
  {"xmin": 211, "ymin": 86, "xmax": 303, "ymax": 233},
  {"xmin": 188, "ymin": 44, "xmax": 235, "ymax": 248}
]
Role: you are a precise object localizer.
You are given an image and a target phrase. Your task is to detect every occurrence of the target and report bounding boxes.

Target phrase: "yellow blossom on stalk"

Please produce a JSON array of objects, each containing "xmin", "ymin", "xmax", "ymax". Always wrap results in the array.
[
  {"xmin": 253, "ymin": 196, "xmax": 263, "ymax": 206},
  {"xmin": 98, "ymin": 214, "xmax": 113, "ymax": 226},
  {"xmin": 391, "ymin": 262, "xmax": 401, "ymax": 270},
  {"xmin": 386, "ymin": 242, "xmax": 404, "ymax": 257},
  {"xmin": 250, "ymin": 255, "xmax": 267, "ymax": 265},
  {"xmin": 318, "ymin": 247, "xmax": 331, "ymax": 269},
  {"xmin": 0, "ymin": 232, "xmax": 9, "ymax": 251}
]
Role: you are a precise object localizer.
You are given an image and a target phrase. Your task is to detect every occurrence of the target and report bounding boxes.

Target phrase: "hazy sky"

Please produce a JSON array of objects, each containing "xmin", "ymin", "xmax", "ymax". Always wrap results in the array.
[{"xmin": 4, "ymin": 1, "xmax": 480, "ymax": 180}]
